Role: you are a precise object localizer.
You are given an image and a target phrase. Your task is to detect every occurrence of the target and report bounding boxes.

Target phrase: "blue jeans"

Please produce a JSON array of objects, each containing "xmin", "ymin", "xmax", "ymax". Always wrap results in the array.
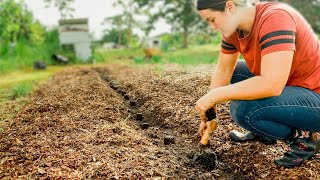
[{"xmin": 230, "ymin": 61, "xmax": 320, "ymax": 140}]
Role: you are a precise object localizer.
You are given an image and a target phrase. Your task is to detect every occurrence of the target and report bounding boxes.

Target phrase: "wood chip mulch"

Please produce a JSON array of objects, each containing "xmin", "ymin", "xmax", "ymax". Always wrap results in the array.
[
  {"xmin": 0, "ymin": 64, "xmax": 319, "ymax": 179},
  {"xmin": 97, "ymin": 64, "xmax": 320, "ymax": 179}
]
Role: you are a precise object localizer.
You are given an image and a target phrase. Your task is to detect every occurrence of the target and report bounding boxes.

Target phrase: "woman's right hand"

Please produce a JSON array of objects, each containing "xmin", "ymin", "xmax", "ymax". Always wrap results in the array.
[{"xmin": 198, "ymin": 121, "xmax": 207, "ymax": 137}]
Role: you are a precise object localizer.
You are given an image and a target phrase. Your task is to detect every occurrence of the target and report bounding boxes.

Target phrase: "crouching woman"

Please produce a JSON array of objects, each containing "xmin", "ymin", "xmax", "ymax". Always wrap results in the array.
[{"xmin": 195, "ymin": 0, "xmax": 320, "ymax": 167}]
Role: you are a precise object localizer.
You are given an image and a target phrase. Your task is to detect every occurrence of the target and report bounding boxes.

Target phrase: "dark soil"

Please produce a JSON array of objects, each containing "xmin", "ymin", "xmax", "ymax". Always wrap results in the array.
[
  {"xmin": 0, "ymin": 64, "xmax": 319, "ymax": 179},
  {"xmin": 190, "ymin": 148, "xmax": 217, "ymax": 171}
]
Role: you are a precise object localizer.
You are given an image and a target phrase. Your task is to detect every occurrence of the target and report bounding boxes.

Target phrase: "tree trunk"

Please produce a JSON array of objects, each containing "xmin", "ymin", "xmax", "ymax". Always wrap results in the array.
[
  {"xmin": 183, "ymin": 30, "xmax": 189, "ymax": 49},
  {"xmin": 118, "ymin": 32, "xmax": 122, "ymax": 46}
]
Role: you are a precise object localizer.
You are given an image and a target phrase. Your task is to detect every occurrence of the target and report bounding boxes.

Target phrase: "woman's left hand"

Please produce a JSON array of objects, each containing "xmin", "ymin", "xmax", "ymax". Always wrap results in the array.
[{"xmin": 195, "ymin": 91, "xmax": 216, "ymax": 122}]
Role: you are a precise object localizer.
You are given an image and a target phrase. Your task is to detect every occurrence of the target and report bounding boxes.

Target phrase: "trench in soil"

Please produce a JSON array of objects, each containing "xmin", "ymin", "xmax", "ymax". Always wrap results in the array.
[{"xmin": 95, "ymin": 68, "xmax": 240, "ymax": 179}]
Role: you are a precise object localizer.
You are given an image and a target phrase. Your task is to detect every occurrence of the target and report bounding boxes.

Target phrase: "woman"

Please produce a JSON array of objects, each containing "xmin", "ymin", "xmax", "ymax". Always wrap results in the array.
[{"xmin": 195, "ymin": 0, "xmax": 320, "ymax": 168}]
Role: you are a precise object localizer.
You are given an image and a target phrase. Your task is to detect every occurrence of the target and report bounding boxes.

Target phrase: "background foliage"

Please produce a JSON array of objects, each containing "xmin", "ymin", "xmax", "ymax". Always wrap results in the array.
[{"xmin": 0, "ymin": 0, "xmax": 319, "ymax": 74}]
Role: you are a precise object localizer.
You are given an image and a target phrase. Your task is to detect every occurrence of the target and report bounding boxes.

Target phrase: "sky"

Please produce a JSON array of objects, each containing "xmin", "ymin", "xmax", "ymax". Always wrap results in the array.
[{"xmin": 24, "ymin": 0, "xmax": 171, "ymax": 40}]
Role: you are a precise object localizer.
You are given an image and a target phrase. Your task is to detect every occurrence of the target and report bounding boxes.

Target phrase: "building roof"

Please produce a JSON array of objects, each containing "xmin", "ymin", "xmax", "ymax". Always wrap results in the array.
[{"xmin": 59, "ymin": 18, "xmax": 88, "ymax": 25}]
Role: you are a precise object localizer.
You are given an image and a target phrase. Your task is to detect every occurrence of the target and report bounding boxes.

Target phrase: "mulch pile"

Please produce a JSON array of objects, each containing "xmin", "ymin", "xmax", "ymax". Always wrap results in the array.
[
  {"xmin": 97, "ymin": 64, "xmax": 320, "ymax": 179},
  {"xmin": 0, "ymin": 64, "xmax": 319, "ymax": 179}
]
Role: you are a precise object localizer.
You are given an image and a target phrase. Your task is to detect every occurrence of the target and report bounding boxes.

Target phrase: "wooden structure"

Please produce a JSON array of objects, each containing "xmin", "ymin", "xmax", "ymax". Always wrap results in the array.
[{"xmin": 58, "ymin": 18, "xmax": 92, "ymax": 61}]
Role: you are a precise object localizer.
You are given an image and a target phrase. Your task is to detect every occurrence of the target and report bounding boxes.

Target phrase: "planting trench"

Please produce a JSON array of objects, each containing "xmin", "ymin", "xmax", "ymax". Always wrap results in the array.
[
  {"xmin": 95, "ymin": 64, "xmax": 320, "ymax": 179},
  {"xmin": 95, "ymin": 67, "xmax": 238, "ymax": 178},
  {"xmin": 0, "ymin": 64, "xmax": 319, "ymax": 179}
]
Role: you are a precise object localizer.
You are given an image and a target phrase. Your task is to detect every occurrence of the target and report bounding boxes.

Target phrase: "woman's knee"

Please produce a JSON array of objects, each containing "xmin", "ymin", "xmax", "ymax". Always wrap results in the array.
[
  {"xmin": 230, "ymin": 100, "xmax": 250, "ymax": 126},
  {"xmin": 230, "ymin": 100, "xmax": 297, "ymax": 139}
]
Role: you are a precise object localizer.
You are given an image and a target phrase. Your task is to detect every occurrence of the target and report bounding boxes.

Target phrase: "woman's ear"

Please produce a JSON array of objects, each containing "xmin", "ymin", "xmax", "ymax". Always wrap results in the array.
[{"xmin": 225, "ymin": 1, "xmax": 236, "ymax": 13}]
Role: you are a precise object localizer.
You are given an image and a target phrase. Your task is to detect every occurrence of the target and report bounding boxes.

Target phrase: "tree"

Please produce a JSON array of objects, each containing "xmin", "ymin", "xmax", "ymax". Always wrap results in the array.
[
  {"xmin": 101, "ymin": 28, "xmax": 130, "ymax": 46},
  {"xmin": 43, "ymin": 0, "xmax": 75, "ymax": 19},
  {"xmin": 135, "ymin": 0, "xmax": 207, "ymax": 48},
  {"xmin": 0, "ymin": 0, "xmax": 45, "ymax": 44},
  {"xmin": 104, "ymin": 0, "xmax": 142, "ymax": 47},
  {"xmin": 102, "ymin": 15, "xmax": 127, "ymax": 46}
]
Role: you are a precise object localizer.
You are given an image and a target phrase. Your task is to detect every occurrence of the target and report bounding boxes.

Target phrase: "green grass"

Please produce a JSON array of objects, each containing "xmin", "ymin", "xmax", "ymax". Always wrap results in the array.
[
  {"xmin": 96, "ymin": 43, "xmax": 220, "ymax": 66},
  {"xmin": 6, "ymin": 82, "xmax": 33, "ymax": 100},
  {"xmin": 0, "ymin": 42, "xmax": 56, "ymax": 73},
  {"xmin": 162, "ymin": 44, "xmax": 220, "ymax": 65},
  {"xmin": 0, "ymin": 66, "xmax": 63, "ymax": 89},
  {"xmin": 95, "ymin": 47, "xmax": 144, "ymax": 64},
  {"xmin": 0, "ymin": 30, "xmax": 60, "ymax": 74},
  {"xmin": 0, "ymin": 66, "xmax": 65, "ymax": 101}
]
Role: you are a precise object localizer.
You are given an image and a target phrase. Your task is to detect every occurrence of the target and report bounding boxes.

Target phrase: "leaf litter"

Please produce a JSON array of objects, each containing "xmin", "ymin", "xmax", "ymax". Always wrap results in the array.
[{"xmin": 0, "ymin": 64, "xmax": 318, "ymax": 179}]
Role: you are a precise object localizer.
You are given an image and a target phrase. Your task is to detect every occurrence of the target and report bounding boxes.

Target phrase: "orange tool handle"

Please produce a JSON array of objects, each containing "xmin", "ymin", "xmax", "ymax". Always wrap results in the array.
[
  {"xmin": 200, "ymin": 120, "xmax": 217, "ymax": 145},
  {"xmin": 200, "ymin": 108, "xmax": 217, "ymax": 145}
]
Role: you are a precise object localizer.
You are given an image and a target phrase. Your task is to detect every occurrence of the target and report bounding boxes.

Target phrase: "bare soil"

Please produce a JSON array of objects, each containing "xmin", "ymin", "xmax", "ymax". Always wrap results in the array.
[{"xmin": 0, "ymin": 64, "xmax": 319, "ymax": 179}]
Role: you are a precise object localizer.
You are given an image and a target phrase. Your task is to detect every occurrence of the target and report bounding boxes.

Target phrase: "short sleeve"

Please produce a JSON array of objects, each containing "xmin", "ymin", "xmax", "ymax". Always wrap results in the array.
[
  {"xmin": 220, "ymin": 37, "xmax": 238, "ymax": 54},
  {"xmin": 258, "ymin": 9, "xmax": 297, "ymax": 56}
]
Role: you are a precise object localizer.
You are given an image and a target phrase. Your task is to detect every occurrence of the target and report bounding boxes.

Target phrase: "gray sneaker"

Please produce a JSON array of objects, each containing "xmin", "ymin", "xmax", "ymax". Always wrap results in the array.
[{"xmin": 229, "ymin": 130, "xmax": 276, "ymax": 145}]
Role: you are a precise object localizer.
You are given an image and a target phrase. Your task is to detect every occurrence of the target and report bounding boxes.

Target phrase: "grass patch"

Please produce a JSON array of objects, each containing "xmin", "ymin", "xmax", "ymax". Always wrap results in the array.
[
  {"xmin": 0, "ymin": 66, "xmax": 63, "ymax": 89},
  {"xmin": 0, "ymin": 66, "xmax": 66, "ymax": 130},
  {"xmin": 162, "ymin": 44, "xmax": 220, "ymax": 65},
  {"xmin": 0, "ymin": 30, "xmax": 60, "ymax": 74},
  {"xmin": 7, "ymin": 82, "xmax": 33, "ymax": 100},
  {"xmin": 95, "ymin": 47, "xmax": 143, "ymax": 63},
  {"xmin": 96, "ymin": 43, "xmax": 220, "ymax": 66}
]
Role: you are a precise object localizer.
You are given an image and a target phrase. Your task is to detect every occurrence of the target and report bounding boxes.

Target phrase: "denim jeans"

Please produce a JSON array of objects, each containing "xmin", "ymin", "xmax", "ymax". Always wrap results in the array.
[{"xmin": 230, "ymin": 61, "xmax": 320, "ymax": 140}]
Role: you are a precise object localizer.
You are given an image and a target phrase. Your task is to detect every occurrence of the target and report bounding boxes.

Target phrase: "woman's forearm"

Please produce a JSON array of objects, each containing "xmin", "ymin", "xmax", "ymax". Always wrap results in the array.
[
  {"xmin": 209, "ymin": 69, "xmax": 233, "ymax": 90},
  {"xmin": 208, "ymin": 75, "xmax": 282, "ymax": 103},
  {"xmin": 209, "ymin": 58, "xmax": 237, "ymax": 90}
]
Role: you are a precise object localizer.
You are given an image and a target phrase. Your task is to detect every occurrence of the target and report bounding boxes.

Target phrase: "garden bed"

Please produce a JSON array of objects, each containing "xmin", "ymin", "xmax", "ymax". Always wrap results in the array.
[{"xmin": 0, "ymin": 64, "xmax": 319, "ymax": 179}]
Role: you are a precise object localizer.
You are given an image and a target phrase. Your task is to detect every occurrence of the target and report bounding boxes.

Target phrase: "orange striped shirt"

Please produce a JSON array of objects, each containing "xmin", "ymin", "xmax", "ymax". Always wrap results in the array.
[{"xmin": 221, "ymin": 2, "xmax": 320, "ymax": 94}]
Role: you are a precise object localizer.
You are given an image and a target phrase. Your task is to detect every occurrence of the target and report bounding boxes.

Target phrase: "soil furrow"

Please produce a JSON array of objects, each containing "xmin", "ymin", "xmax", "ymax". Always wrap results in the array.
[
  {"xmin": 0, "ymin": 65, "xmax": 318, "ymax": 179},
  {"xmin": 96, "ymin": 64, "xmax": 320, "ymax": 179},
  {"xmin": 94, "ymin": 67, "xmax": 240, "ymax": 179}
]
